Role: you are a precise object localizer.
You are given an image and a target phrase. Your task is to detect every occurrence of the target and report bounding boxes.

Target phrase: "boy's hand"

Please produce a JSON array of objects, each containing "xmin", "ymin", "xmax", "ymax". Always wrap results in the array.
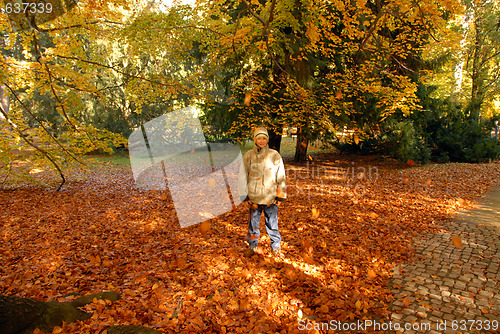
[{"xmin": 275, "ymin": 199, "xmax": 282, "ymax": 207}]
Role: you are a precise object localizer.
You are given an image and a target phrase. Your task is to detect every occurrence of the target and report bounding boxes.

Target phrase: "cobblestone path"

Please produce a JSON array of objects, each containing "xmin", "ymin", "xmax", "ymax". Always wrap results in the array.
[{"xmin": 389, "ymin": 187, "xmax": 500, "ymax": 334}]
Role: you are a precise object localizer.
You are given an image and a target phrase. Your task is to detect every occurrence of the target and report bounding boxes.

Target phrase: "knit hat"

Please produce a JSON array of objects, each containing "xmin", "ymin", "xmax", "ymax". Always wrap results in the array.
[{"xmin": 253, "ymin": 127, "xmax": 269, "ymax": 139}]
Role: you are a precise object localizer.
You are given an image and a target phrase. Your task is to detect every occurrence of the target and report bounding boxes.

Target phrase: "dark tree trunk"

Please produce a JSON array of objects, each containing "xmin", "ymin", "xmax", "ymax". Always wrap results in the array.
[
  {"xmin": 268, "ymin": 128, "xmax": 282, "ymax": 152},
  {"xmin": 0, "ymin": 292, "xmax": 162, "ymax": 334},
  {"xmin": 0, "ymin": 294, "xmax": 93, "ymax": 334},
  {"xmin": 294, "ymin": 127, "xmax": 309, "ymax": 162}
]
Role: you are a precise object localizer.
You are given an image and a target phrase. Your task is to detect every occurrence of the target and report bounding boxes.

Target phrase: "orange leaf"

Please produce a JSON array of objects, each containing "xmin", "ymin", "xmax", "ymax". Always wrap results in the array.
[
  {"xmin": 303, "ymin": 253, "xmax": 315, "ymax": 264},
  {"xmin": 369, "ymin": 212, "xmax": 379, "ymax": 219},
  {"xmin": 425, "ymin": 178, "xmax": 432, "ymax": 186},
  {"xmin": 228, "ymin": 299, "xmax": 239, "ymax": 311},
  {"xmin": 355, "ymin": 300, "xmax": 362, "ymax": 309},
  {"xmin": 244, "ymin": 91, "xmax": 252, "ymax": 106},
  {"xmin": 451, "ymin": 236, "xmax": 463, "ymax": 249},
  {"xmin": 367, "ymin": 269, "xmax": 377, "ymax": 279},
  {"xmin": 319, "ymin": 304, "xmax": 329, "ymax": 313},
  {"xmin": 200, "ymin": 221, "xmax": 211, "ymax": 233},
  {"xmin": 239, "ymin": 299, "xmax": 250, "ymax": 311},
  {"xmin": 252, "ymin": 203, "xmax": 258, "ymax": 210},
  {"xmin": 284, "ymin": 267, "xmax": 296, "ymax": 279},
  {"xmin": 311, "ymin": 208, "xmax": 320, "ymax": 219},
  {"xmin": 407, "ymin": 159, "xmax": 415, "ymax": 166}
]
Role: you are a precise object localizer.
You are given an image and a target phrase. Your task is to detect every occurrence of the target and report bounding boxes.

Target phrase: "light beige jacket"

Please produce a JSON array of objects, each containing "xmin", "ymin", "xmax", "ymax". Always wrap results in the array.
[{"xmin": 238, "ymin": 144, "xmax": 286, "ymax": 205}]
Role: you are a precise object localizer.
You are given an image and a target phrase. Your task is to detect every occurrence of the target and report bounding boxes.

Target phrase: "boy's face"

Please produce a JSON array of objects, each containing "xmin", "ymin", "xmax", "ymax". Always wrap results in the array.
[{"xmin": 255, "ymin": 135, "xmax": 268, "ymax": 148}]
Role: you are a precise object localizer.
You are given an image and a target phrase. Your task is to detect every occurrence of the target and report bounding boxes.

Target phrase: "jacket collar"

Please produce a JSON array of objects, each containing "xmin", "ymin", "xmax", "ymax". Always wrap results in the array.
[{"xmin": 253, "ymin": 143, "xmax": 269, "ymax": 155}]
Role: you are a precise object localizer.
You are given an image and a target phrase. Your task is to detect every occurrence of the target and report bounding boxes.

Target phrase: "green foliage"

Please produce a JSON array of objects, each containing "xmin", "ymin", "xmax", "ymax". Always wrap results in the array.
[{"xmin": 382, "ymin": 120, "xmax": 431, "ymax": 164}]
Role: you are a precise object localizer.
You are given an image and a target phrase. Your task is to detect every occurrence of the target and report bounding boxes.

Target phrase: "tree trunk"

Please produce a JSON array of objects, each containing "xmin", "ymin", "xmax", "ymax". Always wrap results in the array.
[
  {"xmin": 469, "ymin": 19, "xmax": 485, "ymax": 123},
  {"xmin": 0, "ymin": 292, "xmax": 130, "ymax": 334},
  {"xmin": 294, "ymin": 127, "xmax": 309, "ymax": 162},
  {"xmin": 0, "ymin": 295, "xmax": 92, "ymax": 334},
  {"xmin": 268, "ymin": 127, "xmax": 282, "ymax": 152}
]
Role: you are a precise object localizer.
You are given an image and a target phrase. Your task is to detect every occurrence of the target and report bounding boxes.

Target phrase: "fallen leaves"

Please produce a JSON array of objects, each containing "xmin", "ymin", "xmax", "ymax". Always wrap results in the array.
[{"xmin": 0, "ymin": 156, "xmax": 499, "ymax": 333}]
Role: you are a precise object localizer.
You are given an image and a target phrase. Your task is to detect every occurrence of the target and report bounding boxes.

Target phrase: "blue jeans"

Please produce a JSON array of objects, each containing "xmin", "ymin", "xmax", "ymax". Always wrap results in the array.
[{"xmin": 247, "ymin": 204, "xmax": 281, "ymax": 250}]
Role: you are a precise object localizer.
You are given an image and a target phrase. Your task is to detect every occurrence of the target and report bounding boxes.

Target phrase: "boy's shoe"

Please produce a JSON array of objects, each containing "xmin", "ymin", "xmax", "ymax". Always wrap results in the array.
[{"xmin": 248, "ymin": 244, "xmax": 258, "ymax": 255}]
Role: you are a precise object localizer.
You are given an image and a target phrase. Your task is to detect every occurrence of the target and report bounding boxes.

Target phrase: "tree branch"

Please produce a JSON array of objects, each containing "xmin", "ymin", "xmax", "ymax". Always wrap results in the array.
[
  {"xmin": 3, "ymin": 83, "xmax": 86, "ymax": 166},
  {"xmin": 51, "ymin": 54, "xmax": 179, "ymax": 88},
  {"xmin": 416, "ymin": 3, "xmax": 439, "ymax": 42},
  {"xmin": 241, "ymin": 0, "xmax": 266, "ymax": 26},
  {"xmin": 356, "ymin": 0, "xmax": 386, "ymax": 60},
  {"xmin": 31, "ymin": 18, "xmax": 124, "ymax": 33}
]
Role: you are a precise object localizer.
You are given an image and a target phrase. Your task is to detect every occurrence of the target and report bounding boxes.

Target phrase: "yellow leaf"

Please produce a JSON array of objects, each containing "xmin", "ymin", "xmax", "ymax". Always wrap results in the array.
[
  {"xmin": 311, "ymin": 208, "xmax": 320, "ymax": 219},
  {"xmin": 354, "ymin": 135, "xmax": 360, "ymax": 145}
]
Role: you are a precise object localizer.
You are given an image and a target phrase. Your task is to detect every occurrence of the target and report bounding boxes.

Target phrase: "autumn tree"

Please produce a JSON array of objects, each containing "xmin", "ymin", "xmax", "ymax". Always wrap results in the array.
[
  {"xmin": 194, "ymin": 0, "xmax": 463, "ymax": 161},
  {"xmin": 461, "ymin": 0, "xmax": 500, "ymax": 121},
  {"xmin": 0, "ymin": 0, "xmax": 204, "ymax": 189}
]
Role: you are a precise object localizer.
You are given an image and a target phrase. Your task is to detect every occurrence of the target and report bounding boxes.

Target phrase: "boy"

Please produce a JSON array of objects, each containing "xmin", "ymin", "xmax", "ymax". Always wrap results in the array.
[{"xmin": 238, "ymin": 127, "xmax": 286, "ymax": 256}]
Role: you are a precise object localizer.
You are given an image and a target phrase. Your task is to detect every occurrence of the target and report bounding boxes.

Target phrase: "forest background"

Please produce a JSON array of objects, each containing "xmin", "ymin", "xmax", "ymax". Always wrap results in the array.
[{"xmin": 0, "ymin": 0, "xmax": 500, "ymax": 184}]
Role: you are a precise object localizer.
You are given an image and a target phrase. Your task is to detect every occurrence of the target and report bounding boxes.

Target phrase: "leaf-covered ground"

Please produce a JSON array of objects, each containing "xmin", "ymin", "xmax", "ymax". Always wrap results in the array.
[{"xmin": 1, "ymin": 154, "xmax": 500, "ymax": 333}]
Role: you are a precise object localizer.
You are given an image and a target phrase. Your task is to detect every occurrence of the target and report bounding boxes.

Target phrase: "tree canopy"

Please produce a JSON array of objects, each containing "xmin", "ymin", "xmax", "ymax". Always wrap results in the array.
[{"xmin": 0, "ymin": 0, "xmax": 499, "ymax": 188}]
